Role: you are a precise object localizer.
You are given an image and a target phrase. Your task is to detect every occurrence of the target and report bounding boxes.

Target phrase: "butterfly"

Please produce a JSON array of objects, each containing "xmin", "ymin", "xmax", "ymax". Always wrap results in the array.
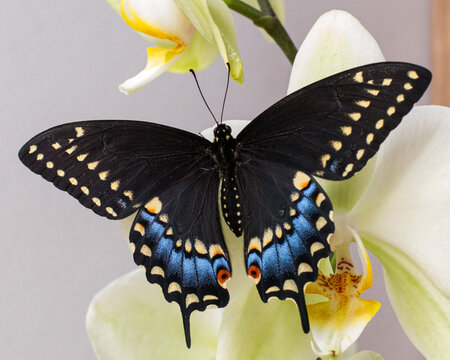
[{"xmin": 19, "ymin": 62, "xmax": 431, "ymax": 347}]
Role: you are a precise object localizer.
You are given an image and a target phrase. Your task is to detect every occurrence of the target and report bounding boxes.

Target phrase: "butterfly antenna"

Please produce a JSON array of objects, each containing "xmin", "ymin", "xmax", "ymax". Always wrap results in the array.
[
  {"xmin": 220, "ymin": 63, "xmax": 231, "ymax": 124},
  {"xmin": 190, "ymin": 69, "xmax": 218, "ymax": 125}
]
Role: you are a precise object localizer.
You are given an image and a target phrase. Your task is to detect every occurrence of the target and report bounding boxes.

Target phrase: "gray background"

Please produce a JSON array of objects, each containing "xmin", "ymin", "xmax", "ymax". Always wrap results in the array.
[{"xmin": 1, "ymin": 1, "xmax": 430, "ymax": 359}]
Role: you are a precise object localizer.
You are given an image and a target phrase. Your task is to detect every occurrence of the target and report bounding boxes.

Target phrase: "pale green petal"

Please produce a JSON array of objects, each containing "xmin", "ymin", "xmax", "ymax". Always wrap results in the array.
[
  {"xmin": 216, "ymin": 288, "xmax": 316, "ymax": 360},
  {"xmin": 105, "ymin": 0, "xmax": 121, "ymax": 15},
  {"xmin": 351, "ymin": 106, "xmax": 450, "ymax": 294},
  {"xmin": 351, "ymin": 106, "xmax": 450, "ymax": 358},
  {"xmin": 86, "ymin": 270, "xmax": 222, "ymax": 359},
  {"xmin": 362, "ymin": 234, "xmax": 450, "ymax": 360},
  {"xmin": 205, "ymin": 0, "xmax": 244, "ymax": 83},
  {"xmin": 288, "ymin": 10, "xmax": 384, "ymax": 93},
  {"xmin": 173, "ymin": 0, "xmax": 215, "ymax": 43},
  {"xmin": 168, "ymin": 31, "xmax": 218, "ymax": 73},
  {"xmin": 174, "ymin": 0, "xmax": 244, "ymax": 83},
  {"xmin": 348, "ymin": 351, "xmax": 383, "ymax": 360}
]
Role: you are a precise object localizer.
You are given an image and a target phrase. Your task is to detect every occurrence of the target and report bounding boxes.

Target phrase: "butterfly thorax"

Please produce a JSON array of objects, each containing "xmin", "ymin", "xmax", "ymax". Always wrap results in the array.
[{"xmin": 211, "ymin": 124, "xmax": 243, "ymax": 236}]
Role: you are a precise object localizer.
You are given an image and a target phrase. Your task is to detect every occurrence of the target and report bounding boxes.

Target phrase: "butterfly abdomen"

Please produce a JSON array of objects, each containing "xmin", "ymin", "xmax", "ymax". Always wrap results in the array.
[{"xmin": 220, "ymin": 175, "xmax": 243, "ymax": 236}]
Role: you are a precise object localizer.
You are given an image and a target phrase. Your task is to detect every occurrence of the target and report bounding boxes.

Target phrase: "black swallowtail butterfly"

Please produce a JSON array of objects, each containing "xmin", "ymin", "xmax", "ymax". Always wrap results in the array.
[{"xmin": 19, "ymin": 62, "xmax": 431, "ymax": 347}]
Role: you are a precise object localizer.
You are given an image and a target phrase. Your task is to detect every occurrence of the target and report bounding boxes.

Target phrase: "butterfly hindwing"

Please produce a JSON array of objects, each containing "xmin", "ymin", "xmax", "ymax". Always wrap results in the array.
[
  {"xmin": 19, "ymin": 120, "xmax": 211, "ymax": 219},
  {"xmin": 237, "ymin": 62, "xmax": 432, "ymax": 180},
  {"xmin": 129, "ymin": 166, "xmax": 231, "ymax": 347},
  {"xmin": 236, "ymin": 158, "xmax": 333, "ymax": 332}
]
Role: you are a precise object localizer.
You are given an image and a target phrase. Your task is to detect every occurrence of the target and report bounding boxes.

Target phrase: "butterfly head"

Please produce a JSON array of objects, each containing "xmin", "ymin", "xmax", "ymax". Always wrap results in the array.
[{"xmin": 213, "ymin": 124, "xmax": 232, "ymax": 143}]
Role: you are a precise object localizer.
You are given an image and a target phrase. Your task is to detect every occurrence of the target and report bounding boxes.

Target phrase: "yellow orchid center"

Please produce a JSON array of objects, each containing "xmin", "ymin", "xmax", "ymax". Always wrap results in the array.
[
  {"xmin": 306, "ymin": 228, "xmax": 380, "ymax": 358},
  {"xmin": 118, "ymin": 0, "xmax": 195, "ymax": 94}
]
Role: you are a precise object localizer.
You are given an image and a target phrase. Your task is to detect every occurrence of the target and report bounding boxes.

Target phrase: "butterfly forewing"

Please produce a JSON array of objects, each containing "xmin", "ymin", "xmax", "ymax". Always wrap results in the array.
[
  {"xmin": 237, "ymin": 62, "xmax": 431, "ymax": 180},
  {"xmin": 235, "ymin": 158, "xmax": 333, "ymax": 332},
  {"xmin": 19, "ymin": 120, "xmax": 211, "ymax": 219}
]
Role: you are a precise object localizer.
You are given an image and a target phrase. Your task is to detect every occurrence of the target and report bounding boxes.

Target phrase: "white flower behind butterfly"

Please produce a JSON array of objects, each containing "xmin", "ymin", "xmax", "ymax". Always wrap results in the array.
[
  {"xmin": 106, "ymin": 0, "xmax": 244, "ymax": 94},
  {"xmin": 86, "ymin": 10, "xmax": 450, "ymax": 360}
]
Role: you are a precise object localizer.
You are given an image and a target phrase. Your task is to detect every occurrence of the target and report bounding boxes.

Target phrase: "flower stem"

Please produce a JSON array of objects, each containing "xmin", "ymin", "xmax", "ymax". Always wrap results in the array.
[{"xmin": 223, "ymin": 0, "xmax": 297, "ymax": 64}]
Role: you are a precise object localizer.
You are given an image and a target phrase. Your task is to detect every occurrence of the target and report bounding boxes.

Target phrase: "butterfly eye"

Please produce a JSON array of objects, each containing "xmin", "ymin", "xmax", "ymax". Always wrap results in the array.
[
  {"xmin": 217, "ymin": 269, "xmax": 231, "ymax": 287},
  {"xmin": 247, "ymin": 265, "xmax": 261, "ymax": 284}
]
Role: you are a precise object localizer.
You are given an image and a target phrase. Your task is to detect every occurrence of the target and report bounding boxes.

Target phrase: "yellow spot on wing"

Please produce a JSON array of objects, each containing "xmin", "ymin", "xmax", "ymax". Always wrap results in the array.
[
  {"xmin": 397, "ymin": 94, "xmax": 405, "ymax": 103},
  {"xmin": 159, "ymin": 214, "xmax": 169, "ymax": 223},
  {"xmin": 366, "ymin": 89, "xmax": 380, "ymax": 96},
  {"xmin": 75, "ymin": 127, "xmax": 85, "ymax": 137},
  {"xmin": 46, "ymin": 161, "xmax": 54, "ymax": 169},
  {"xmin": 123, "ymin": 190, "xmax": 133, "ymax": 201},
  {"xmin": 348, "ymin": 112, "xmax": 361, "ymax": 121},
  {"xmin": 209, "ymin": 244, "xmax": 225, "ymax": 259},
  {"xmin": 37, "ymin": 153, "xmax": 44, "ymax": 160},
  {"xmin": 353, "ymin": 71, "xmax": 363, "ymax": 83},
  {"xmin": 203, "ymin": 295, "xmax": 219, "ymax": 301},
  {"xmin": 382, "ymin": 78, "xmax": 392, "ymax": 86},
  {"xmin": 316, "ymin": 193, "xmax": 326, "ymax": 207},
  {"xmin": 298, "ymin": 262, "xmax": 313, "ymax": 275},
  {"xmin": 265, "ymin": 286, "xmax": 280, "ymax": 294},
  {"xmin": 140, "ymin": 244, "xmax": 151, "ymax": 257},
  {"xmin": 81, "ymin": 186, "xmax": 89, "ymax": 195},
  {"xmin": 404, "ymin": 83, "xmax": 413, "ymax": 90},
  {"xmin": 145, "ymin": 197, "xmax": 162, "ymax": 214},
  {"xmin": 316, "ymin": 217, "xmax": 327, "ymax": 231},
  {"xmin": 52, "ymin": 143, "xmax": 61, "ymax": 150},
  {"xmin": 283, "ymin": 279, "xmax": 298, "ymax": 293},
  {"xmin": 275, "ymin": 224, "xmax": 282, "ymax": 238},
  {"xmin": 186, "ymin": 294, "xmax": 199, "ymax": 307},
  {"xmin": 356, "ymin": 149, "xmax": 365, "ymax": 160},
  {"xmin": 194, "ymin": 239, "xmax": 208, "ymax": 255},
  {"xmin": 408, "ymin": 70, "xmax": 419, "ymax": 79},
  {"xmin": 69, "ymin": 177, "xmax": 78, "ymax": 186},
  {"xmin": 387, "ymin": 106, "xmax": 396, "ymax": 116},
  {"xmin": 376, "ymin": 119, "xmax": 384, "ymax": 129},
  {"xmin": 290, "ymin": 192, "xmax": 300, "ymax": 202},
  {"xmin": 92, "ymin": 197, "xmax": 101, "ymax": 206},
  {"xmin": 168, "ymin": 282, "xmax": 181, "ymax": 293},
  {"xmin": 150, "ymin": 266, "xmax": 165, "ymax": 277},
  {"xmin": 57, "ymin": 169, "xmax": 65, "ymax": 177},
  {"xmin": 248, "ymin": 237, "xmax": 262, "ymax": 253},
  {"xmin": 106, "ymin": 207, "xmax": 117, "ymax": 217},
  {"xmin": 341, "ymin": 126, "xmax": 352, "ymax": 136},
  {"xmin": 98, "ymin": 171, "xmax": 109, "ymax": 180},
  {"xmin": 263, "ymin": 228, "xmax": 273, "ymax": 247},
  {"xmin": 87, "ymin": 161, "xmax": 99, "ymax": 170},
  {"xmin": 65, "ymin": 145, "xmax": 77, "ymax": 155},
  {"xmin": 355, "ymin": 100, "xmax": 371, "ymax": 108},
  {"xmin": 293, "ymin": 171, "xmax": 310, "ymax": 190},
  {"xmin": 310, "ymin": 242, "xmax": 325, "ymax": 255},
  {"xmin": 321, "ymin": 154, "xmax": 331, "ymax": 167},
  {"xmin": 29, "ymin": 145, "xmax": 37, "ymax": 154},
  {"xmin": 110, "ymin": 180, "xmax": 120, "ymax": 191},
  {"xmin": 166, "ymin": 227, "xmax": 173, "ymax": 236},
  {"xmin": 134, "ymin": 223, "xmax": 145, "ymax": 236},
  {"xmin": 331, "ymin": 140, "xmax": 342, "ymax": 151},
  {"xmin": 77, "ymin": 153, "xmax": 88, "ymax": 162},
  {"xmin": 366, "ymin": 133, "xmax": 374, "ymax": 144}
]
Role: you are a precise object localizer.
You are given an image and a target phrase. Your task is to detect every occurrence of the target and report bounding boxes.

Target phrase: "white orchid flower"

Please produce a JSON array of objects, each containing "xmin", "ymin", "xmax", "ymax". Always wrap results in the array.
[
  {"xmin": 87, "ymin": 9, "xmax": 450, "ymax": 360},
  {"xmin": 106, "ymin": 0, "xmax": 244, "ymax": 94}
]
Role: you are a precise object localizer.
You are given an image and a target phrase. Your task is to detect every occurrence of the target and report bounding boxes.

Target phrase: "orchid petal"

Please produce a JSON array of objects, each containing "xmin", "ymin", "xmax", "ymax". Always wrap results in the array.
[
  {"xmin": 287, "ymin": 10, "xmax": 384, "ymax": 212},
  {"xmin": 288, "ymin": 10, "xmax": 384, "ymax": 93},
  {"xmin": 362, "ymin": 233, "xmax": 450, "ymax": 359},
  {"xmin": 216, "ymin": 288, "xmax": 316, "ymax": 360},
  {"xmin": 308, "ymin": 298, "xmax": 380, "ymax": 358},
  {"xmin": 352, "ymin": 106, "xmax": 450, "ymax": 294},
  {"xmin": 174, "ymin": 0, "xmax": 244, "ymax": 83},
  {"xmin": 86, "ymin": 269, "xmax": 221, "ymax": 359},
  {"xmin": 351, "ymin": 105, "xmax": 450, "ymax": 358}
]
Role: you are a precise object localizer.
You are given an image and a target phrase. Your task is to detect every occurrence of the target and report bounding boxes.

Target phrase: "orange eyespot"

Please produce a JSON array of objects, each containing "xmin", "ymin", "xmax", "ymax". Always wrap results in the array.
[
  {"xmin": 247, "ymin": 265, "xmax": 261, "ymax": 284},
  {"xmin": 217, "ymin": 269, "xmax": 231, "ymax": 288}
]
